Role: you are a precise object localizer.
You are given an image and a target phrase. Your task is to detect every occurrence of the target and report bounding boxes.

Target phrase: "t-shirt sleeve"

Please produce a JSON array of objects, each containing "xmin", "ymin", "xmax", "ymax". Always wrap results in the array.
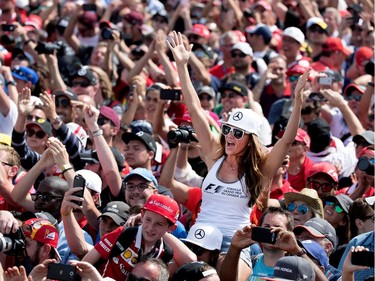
[{"xmin": 94, "ymin": 226, "xmax": 123, "ymax": 259}]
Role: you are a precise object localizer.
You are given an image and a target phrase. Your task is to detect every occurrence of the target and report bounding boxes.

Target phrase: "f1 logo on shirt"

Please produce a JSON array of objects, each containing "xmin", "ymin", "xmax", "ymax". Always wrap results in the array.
[{"xmin": 204, "ymin": 183, "xmax": 225, "ymax": 194}]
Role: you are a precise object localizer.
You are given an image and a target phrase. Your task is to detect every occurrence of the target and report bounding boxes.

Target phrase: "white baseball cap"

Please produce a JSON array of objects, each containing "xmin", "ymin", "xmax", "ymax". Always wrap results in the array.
[
  {"xmin": 182, "ymin": 223, "xmax": 223, "ymax": 251},
  {"xmin": 76, "ymin": 169, "xmax": 102, "ymax": 194},
  {"xmin": 223, "ymin": 108, "xmax": 262, "ymax": 137},
  {"xmin": 283, "ymin": 27, "xmax": 305, "ymax": 45},
  {"xmin": 231, "ymin": 42, "xmax": 253, "ymax": 57}
]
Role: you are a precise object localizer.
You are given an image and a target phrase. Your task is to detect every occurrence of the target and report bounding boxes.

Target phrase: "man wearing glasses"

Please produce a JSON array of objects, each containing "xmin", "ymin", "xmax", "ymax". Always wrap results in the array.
[
  {"xmin": 70, "ymin": 66, "xmax": 98, "ymax": 98},
  {"xmin": 307, "ymin": 162, "xmax": 339, "ymax": 202}
]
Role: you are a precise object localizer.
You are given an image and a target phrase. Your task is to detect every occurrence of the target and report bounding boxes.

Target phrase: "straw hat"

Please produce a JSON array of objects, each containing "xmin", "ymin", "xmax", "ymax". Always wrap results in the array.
[{"xmin": 284, "ymin": 188, "xmax": 324, "ymax": 218}]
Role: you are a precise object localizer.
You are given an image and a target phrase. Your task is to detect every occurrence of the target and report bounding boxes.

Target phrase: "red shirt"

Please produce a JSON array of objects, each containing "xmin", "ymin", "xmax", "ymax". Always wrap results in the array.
[
  {"xmin": 311, "ymin": 60, "xmax": 339, "ymax": 72},
  {"xmin": 209, "ymin": 63, "xmax": 235, "ymax": 79},
  {"xmin": 287, "ymin": 156, "xmax": 315, "ymax": 192},
  {"xmin": 95, "ymin": 226, "xmax": 170, "ymax": 280},
  {"xmin": 186, "ymin": 187, "xmax": 202, "ymax": 225}
]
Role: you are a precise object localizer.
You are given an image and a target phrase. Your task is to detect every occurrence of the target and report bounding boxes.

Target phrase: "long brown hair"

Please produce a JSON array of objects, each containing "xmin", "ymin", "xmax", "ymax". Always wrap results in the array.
[{"xmin": 218, "ymin": 133, "xmax": 267, "ymax": 206}]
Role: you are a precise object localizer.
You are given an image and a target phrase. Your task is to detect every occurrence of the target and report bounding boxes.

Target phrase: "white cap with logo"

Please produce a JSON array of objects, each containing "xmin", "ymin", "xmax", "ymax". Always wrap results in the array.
[{"xmin": 182, "ymin": 223, "xmax": 223, "ymax": 251}]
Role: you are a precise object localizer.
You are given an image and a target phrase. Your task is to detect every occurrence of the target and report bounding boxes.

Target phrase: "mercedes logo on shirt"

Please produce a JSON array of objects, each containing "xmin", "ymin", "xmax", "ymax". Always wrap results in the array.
[
  {"xmin": 233, "ymin": 111, "xmax": 243, "ymax": 121},
  {"xmin": 194, "ymin": 229, "xmax": 205, "ymax": 239}
]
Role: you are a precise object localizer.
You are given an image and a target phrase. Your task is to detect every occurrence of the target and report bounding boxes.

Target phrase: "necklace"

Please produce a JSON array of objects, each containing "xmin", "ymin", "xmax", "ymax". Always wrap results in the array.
[{"xmin": 227, "ymin": 160, "xmax": 237, "ymax": 171}]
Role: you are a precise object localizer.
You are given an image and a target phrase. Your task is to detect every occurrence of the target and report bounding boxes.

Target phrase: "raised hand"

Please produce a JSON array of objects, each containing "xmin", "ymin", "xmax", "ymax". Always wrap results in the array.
[
  {"xmin": 83, "ymin": 105, "xmax": 100, "ymax": 132},
  {"xmin": 17, "ymin": 88, "xmax": 35, "ymax": 116},
  {"xmin": 230, "ymin": 225, "xmax": 256, "ymax": 250},
  {"xmin": 48, "ymin": 137, "xmax": 70, "ymax": 167},
  {"xmin": 155, "ymin": 30, "xmax": 167, "ymax": 54},
  {"xmin": 166, "ymin": 31, "xmax": 192, "ymax": 65},
  {"xmin": 4, "ymin": 266, "xmax": 30, "ymax": 281},
  {"xmin": 29, "ymin": 259, "xmax": 56, "ymax": 281},
  {"xmin": 321, "ymin": 89, "xmax": 346, "ymax": 108},
  {"xmin": 61, "ymin": 187, "xmax": 84, "ymax": 216},
  {"xmin": 294, "ymin": 68, "xmax": 311, "ymax": 105},
  {"xmin": 39, "ymin": 92, "xmax": 57, "ymax": 121}
]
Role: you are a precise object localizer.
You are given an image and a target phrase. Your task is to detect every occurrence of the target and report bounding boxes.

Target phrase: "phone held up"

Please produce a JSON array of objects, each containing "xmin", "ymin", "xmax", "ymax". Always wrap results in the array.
[
  {"xmin": 160, "ymin": 89, "xmax": 181, "ymax": 101},
  {"xmin": 351, "ymin": 251, "xmax": 375, "ymax": 268},
  {"xmin": 47, "ymin": 263, "xmax": 81, "ymax": 281},
  {"xmin": 72, "ymin": 174, "xmax": 86, "ymax": 206},
  {"xmin": 251, "ymin": 227, "xmax": 277, "ymax": 244}
]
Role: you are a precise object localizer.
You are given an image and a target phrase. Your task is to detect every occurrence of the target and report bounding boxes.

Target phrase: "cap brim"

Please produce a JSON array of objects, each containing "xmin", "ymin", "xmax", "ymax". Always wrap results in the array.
[
  {"xmin": 181, "ymin": 238, "xmax": 216, "ymax": 250},
  {"xmin": 284, "ymin": 193, "xmax": 323, "ymax": 217},
  {"xmin": 293, "ymin": 225, "xmax": 325, "ymax": 238},
  {"xmin": 122, "ymin": 132, "xmax": 141, "ymax": 144},
  {"xmin": 12, "ymin": 73, "xmax": 28, "ymax": 82},
  {"xmin": 98, "ymin": 213, "xmax": 125, "ymax": 226}
]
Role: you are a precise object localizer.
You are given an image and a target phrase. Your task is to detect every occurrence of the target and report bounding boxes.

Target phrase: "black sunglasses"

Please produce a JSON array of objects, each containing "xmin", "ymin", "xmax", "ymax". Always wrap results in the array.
[
  {"xmin": 30, "ymin": 193, "xmax": 63, "ymax": 202},
  {"xmin": 187, "ymin": 243, "xmax": 206, "ymax": 256},
  {"xmin": 128, "ymin": 274, "xmax": 151, "ymax": 281},
  {"xmin": 27, "ymin": 129, "xmax": 46, "ymax": 139},
  {"xmin": 56, "ymin": 98, "xmax": 70, "ymax": 108},
  {"xmin": 231, "ymin": 52, "xmax": 247, "ymax": 58},
  {"xmin": 72, "ymin": 81, "xmax": 91, "ymax": 88},
  {"xmin": 188, "ymin": 34, "xmax": 201, "ymax": 41},
  {"xmin": 26, "ymin": 115, "xmax": 43, "ymax": 122},
  {"xmin": 97, "ymin": 116, "xmax": 114, "ymax": 127},
  {"xmin": 309, "ymin": 26, "xmax": 326, "ymax": 34}
]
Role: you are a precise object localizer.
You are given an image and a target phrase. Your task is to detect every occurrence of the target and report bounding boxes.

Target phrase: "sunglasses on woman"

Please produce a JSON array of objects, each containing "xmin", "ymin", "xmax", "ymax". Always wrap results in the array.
[
  {"xmin": 221, "ymin": 124, "xmax": 248, "ymax": 140},
  {"xmin": 287, "ymin": 203, "xmax": 309, "ymax": 215},
  {"xmin": 308, "ymin": 180, "xmax": 336, "ymax": 193},
  {"xmin": 27, "ymin": 129, "xmax": 46, "ymax": 139},
  {"xmin": 324, "ymin": 201, "xmax": 344, "ymax": 213}
]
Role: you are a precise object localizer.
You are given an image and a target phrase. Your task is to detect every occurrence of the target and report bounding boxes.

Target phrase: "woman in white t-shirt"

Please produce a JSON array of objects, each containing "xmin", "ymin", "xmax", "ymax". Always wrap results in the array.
[{"xmin": 167, "ymin": 31, "xmax": 310, "ymax": 278}]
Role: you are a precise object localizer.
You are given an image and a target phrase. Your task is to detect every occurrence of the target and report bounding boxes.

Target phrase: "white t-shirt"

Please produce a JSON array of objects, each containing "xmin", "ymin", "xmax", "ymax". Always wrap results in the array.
[
  {"xmin": 196, "ymin": 156, "xmax": 252, "ymax": 237},
  {"xmin": 0, "ymin": 100, "xmax": 18, "ymax": 136}
]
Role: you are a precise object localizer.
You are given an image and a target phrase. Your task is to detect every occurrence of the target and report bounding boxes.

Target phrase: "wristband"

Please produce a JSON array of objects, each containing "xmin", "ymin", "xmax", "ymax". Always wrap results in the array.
[
  {"xmin": 62, "ymin": 167, "xmax": 73, "ymax": 175},
  {"xmin": 61, "ymin": 209, "xmax": 72, "ymax": 216},
  {"xmin": 92, "ymin": 129, "xmax": 103, "ymax": 137},
  {"xmin": 295, "ymin": 248, "xmax": 307, "ymax": 257},
  {"xmin": 6, "ymin": 80, "xmax": 17, "ymax": 87}
]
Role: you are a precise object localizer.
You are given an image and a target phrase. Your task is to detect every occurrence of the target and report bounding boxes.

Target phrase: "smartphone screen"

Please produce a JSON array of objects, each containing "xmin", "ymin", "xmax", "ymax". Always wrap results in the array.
[{"xmin": 47, "ymin": 263, "xmax": 81, "ymax": 281}]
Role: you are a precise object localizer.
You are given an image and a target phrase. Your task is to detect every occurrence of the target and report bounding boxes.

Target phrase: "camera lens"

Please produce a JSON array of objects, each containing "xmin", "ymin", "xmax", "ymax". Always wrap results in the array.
[{"xmin": 101, "ymin": 28, "xmax": 114, "ymax": 40}]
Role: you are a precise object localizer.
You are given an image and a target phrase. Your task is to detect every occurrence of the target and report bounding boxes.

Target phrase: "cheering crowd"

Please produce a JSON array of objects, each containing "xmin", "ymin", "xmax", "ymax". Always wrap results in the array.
[{"xmin": 0, "ymin": 0, "xmax": 373, "ymax": 280}]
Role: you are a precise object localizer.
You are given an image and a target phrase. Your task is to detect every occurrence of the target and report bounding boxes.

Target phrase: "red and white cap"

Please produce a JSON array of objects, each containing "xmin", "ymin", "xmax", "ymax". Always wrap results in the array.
[
  {"xmin": 187, "ymin": 24, "xmax": 210, "ymax": 39},
  {"xmin": 23, "ymin": 218, "xmax": 59, "ymax": 248},
  {"xmin": 143, "ymin": 194, "xmax": 179, "ymax": 224},
  {"xmin": 308, "ymin": 162, "xmax": 338, "ymax": 183}
]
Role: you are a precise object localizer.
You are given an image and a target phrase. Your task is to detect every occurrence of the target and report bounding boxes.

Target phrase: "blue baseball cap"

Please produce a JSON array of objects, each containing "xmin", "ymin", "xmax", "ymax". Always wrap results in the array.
[
  {"xmin": 300, "ymin": 240, "xmax": 329, "ymax": 270},
  {"xmin": 123, "ymin": 168, "xmax": 158, "ymax": 188},
  {"xmin": 12, "ymin": 66, "xmax": 39, "ymax": 85}
]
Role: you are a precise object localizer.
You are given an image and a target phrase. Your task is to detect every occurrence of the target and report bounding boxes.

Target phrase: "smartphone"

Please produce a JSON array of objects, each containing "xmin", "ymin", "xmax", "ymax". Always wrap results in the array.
[
  {"xmin": 160, "ymin": 89, "xmax": 181, "ymax": 101},
  {"xmin": 307, "ymin": 92, "xmax": 327, "ymax": 102},
  {"xmin": 319, "ymin": 77, "xmax": 333, "ymax": 86},
  {"xmin": 1, "ymin": 24, "xmax": 15, "ymax": 32},
  {"xmin": 72, "ymin": 174, "xmax": 86, "ymax": 206},
  {"xmin": 82, "ymin": 3, "xmax": 97, "ymax": 11},
  {"xmin": 47, "ymin": 263, "xmax": 81, "ymax": 281},
  {"xmin": 251, "ymin": 227, "xmax": 277, "ymax": 244},
  {"xmin": 351, "ymin": 251, "xmax": 375, "ymax": 267}
]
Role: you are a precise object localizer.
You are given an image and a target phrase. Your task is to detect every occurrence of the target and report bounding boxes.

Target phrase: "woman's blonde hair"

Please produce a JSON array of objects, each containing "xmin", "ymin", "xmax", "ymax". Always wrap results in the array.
[
  {"xmin": 0, "ymin": 144, "xmax": 20, "ymax": 168},
  {"xmin": 88, "ymin": 66, "xmax": 113, "ymax": 100}
]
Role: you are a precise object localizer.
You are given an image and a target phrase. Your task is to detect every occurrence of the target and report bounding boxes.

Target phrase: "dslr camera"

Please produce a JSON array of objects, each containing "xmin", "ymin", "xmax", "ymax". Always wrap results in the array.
[
  {"xmin": 357, "ymin": 156, "xmax": 374, "ymax": 176},
  {"xmin": 101, "ymin": 28, "xmax": 118, "ymax": 40},
  {"xmin": 0, "ymin": 229, "xmax": 26, "ymax": 256},
  {"xmin": 79, "ymin": 150, "xmax": 99, "ymax": 164},
  {"xmin": 35, "ymin": 41, "xmax": 66, "ymax": 56},
  {"xmin": 365, "ymin": 59, "xmax": 374, "ymax": 76},
  {"xmin": 167, "ymin": 125, "xmax": 198, "ymax": 145}
]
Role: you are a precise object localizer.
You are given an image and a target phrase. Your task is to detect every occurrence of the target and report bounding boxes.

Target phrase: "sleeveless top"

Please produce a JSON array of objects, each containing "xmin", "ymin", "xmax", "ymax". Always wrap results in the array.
[{"xmin": 196, "ymin": 156, "xmax": 252, "ymax": 237}]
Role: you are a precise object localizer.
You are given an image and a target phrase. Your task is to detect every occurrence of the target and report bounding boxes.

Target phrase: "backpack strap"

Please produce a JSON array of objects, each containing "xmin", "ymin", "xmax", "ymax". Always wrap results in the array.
[{"xmin": 108, "ymin": 227, "xmax": 138, "ymax": 258}]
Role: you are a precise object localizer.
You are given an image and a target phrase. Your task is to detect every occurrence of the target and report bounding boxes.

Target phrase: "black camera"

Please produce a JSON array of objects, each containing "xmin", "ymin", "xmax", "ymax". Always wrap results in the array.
[
  {"xmin": 167, "ymin": 126, "xmax": 198, "ymax": 145},
  {"xmin": 0, "ymin": 229, "xmax": 26, "ymax": 256},
  {"xmin": 101, "ymin": 27, "xmax": 115, "ymax": 40},
  {"xmin": 357, "ymin": 156, "xmax": 374, "ymax": 176},
  {"xmin": 35, "ymin": 41, "xmax": 65, "ymax": 56},
  {"xmin": 79, "ymin": 150, "xmax": 99, "ymax": 164},
  {"xmin": 365, "ymin": 59, "xmax": 374, "ymax": 76}
]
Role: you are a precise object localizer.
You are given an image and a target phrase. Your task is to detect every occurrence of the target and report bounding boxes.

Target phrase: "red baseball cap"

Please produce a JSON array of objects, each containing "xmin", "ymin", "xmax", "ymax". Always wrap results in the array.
[
  {"xmin": 187, "ymin": 24, "xmax": 210, "ymax": 39},
  {"xmin": 295, "ymin": 128, "xmax": 311, "ymax": 148},
  {"xmin": 23, "ymin": 218, "xmax": 59, "ymax": 248},
  {"xmin": 173, "ymin": 112, "xmax": 192, "ymax": 126},
  {"xmin": 355, "ymin": 47, "xmax": 373, "ymax": 67},
  {"xmin": 143, "ymin": 194, "xmax": 179, "ymax": 224},
  {"xmin": 308, "ymin": 162, "xmax": 338, "ymax": 183},
  {"xmin": 24, "ymin": 15, "xmax": 42, "ymax": 31},
  {"xmin": 286, "ymin": 62, "xmax": 312, "ymax": 80},
  {"xmin": 322, "ymin": 37, "xmax": 351, "ymax": 56}
]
